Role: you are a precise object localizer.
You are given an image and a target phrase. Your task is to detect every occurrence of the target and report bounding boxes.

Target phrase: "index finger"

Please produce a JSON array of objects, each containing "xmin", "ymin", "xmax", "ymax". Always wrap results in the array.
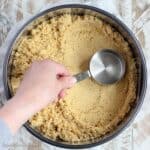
[
  {"xmin": 40, "ymin": 59, "xmax": 70, "ymax": 76},
  {"xmin": 52, "ymin": 61, "xmax": 70, "ymax": 76}
]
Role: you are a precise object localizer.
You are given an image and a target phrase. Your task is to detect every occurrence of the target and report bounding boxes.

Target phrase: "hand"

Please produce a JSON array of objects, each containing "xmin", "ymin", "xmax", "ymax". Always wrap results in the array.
[
  {"xmin": 0, "ymin": 60, "xmax": 76, "ymax": 134},
  {"xmin": 15, "ymin": 59, "xmax": 76, "ymax": 110}
]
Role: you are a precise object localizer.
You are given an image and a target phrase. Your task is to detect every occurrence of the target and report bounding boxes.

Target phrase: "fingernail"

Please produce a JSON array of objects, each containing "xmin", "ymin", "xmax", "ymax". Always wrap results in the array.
[{"xmin": 70, "ymin": 77, "xmax": 77, "ymax": 84}]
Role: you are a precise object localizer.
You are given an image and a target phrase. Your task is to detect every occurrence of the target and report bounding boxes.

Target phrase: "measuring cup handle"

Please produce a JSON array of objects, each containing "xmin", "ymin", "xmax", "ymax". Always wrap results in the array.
[{"xmin": 73, "ymin": 70, "xmax": 91, "ymax": 83}]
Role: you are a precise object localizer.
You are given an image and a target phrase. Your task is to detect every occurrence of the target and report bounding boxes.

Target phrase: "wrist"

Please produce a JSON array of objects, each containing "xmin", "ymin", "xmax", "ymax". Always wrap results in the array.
[
  {"xmin": 0, "ymin": 96, "xmax": 34, "ymax": 134},
  {"xmin": 0, "ymin": 98, "xmax": 20, "ymax": 134}
]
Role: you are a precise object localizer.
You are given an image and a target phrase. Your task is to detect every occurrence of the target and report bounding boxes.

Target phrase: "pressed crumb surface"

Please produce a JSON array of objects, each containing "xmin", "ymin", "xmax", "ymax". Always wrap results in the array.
[{"xmin": 10, "ymin": 14, "xmax": 137, "ymax": 142}]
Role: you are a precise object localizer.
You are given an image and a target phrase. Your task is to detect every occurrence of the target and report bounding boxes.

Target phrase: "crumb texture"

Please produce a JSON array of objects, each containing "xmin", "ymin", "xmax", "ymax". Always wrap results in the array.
[{"xmin": 10, "ymin": 14, "xmax": 137, "ymax": 142}]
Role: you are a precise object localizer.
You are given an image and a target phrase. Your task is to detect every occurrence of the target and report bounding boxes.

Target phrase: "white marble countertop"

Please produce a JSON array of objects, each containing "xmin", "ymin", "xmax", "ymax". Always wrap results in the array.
[{"xmin": 0, "ymin": 0, "xmax": 150, "ymax": 150}]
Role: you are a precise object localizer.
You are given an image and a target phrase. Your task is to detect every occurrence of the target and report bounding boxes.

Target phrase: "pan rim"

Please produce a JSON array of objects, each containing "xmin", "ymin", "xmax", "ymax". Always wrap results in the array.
[{"xmin": 2, "ymin": 4, "xmax": 147, "ymax": 149}]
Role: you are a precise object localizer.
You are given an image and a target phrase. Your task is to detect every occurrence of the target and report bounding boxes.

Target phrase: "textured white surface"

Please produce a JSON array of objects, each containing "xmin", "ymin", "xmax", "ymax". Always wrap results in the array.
[{"xmin": 0, "ymin": 0, "xmax": 150, "ymax": 149}]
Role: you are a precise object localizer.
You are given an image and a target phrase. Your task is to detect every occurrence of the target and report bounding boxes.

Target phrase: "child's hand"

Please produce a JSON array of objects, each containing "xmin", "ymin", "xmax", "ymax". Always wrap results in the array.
[
  {"xmin": 0, "ymin": 60, "xmax": 76, "ymax": 134},
  {"xmin": 15, "ymin": 60, "xmax": 76, "ymax": 111}
]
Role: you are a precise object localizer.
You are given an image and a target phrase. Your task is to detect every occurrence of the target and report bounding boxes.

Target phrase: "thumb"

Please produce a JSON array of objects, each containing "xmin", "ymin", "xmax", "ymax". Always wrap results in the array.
[{"xmin": 59, "ymin": 76, "xmax": 76, "ymax": 89}]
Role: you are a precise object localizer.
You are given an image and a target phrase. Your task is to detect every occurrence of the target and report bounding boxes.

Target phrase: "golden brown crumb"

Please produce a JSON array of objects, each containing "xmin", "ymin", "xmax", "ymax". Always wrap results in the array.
[{"xmin": 10, "ymin": 14, "xmax": 137, "ymax": 142}]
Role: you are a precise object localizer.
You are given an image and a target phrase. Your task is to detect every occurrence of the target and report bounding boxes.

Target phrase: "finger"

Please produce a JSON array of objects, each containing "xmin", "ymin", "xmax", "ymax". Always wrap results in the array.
[
  {"xmin": 54, "ymin": 63, "xmax": 70, "ymax": 76},
  {"xmin": 45, "ymin": 59, "xmax": 70, "ymax": 75},
  {"xmin": 39, "ymin": 59, "xmax": 70, "ymax": 76},
  {"xmin": 59, "ymin": 76, "xmax": 76, "ymax": 89},
  {"xmin": 59, "ymin": 89, "xmax": 66, "ymax": 99}
]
